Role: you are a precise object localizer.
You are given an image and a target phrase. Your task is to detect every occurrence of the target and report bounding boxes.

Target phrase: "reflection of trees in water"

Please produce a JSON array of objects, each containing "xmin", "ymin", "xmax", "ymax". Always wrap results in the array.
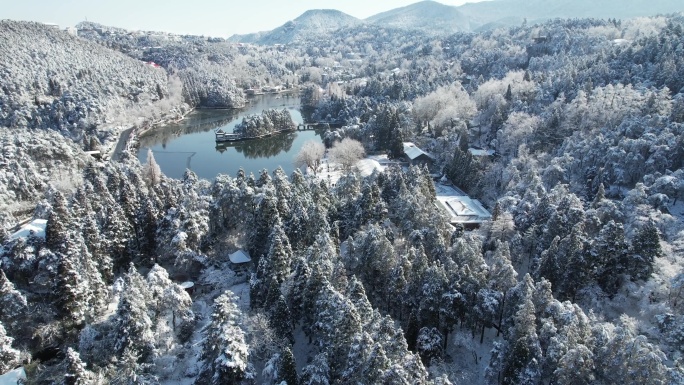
[
  {"xmin": 215, "ymin": 133, "xmax": 296, "ymax": 159},
  {"xmin": 138, "ymin": 110, "xmax": 240, "ymax": 148},
  {"xmin": 299, "ymin": 107, "xmax": 315, "ymax": 123}
]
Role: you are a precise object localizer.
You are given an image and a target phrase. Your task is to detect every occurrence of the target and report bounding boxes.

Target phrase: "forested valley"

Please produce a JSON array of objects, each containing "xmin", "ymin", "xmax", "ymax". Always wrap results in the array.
[{"xmin": 1, "ymin": 9, "xmax": 684, "ymax": 385}]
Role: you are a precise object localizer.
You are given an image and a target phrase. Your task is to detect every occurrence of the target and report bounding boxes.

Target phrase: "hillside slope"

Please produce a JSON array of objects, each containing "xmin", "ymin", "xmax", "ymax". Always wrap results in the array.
[
  {"xmin": 0, "ymin": 21, "xmax": 183, "ymax": 138},
  {"xmin": 366, "ymin": 0, "xmax": 471, "ymax": 34},
  {"xmin": 231, "ymin": 0, "xmax": 684, "ymax": 43},
  {"xmin": 229, "ymin": 9, "xmax": 362, "ymax": 45},
  {"xmin": 459, "ymin": 0, "xmax": 684, "ymax": 30}
]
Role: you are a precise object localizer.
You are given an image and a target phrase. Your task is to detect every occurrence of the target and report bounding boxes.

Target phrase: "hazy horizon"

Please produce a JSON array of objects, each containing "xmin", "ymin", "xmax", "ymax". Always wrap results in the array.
[{"xmin": 0, "ymin": 0, "xmax": 489, "ymax": 37}]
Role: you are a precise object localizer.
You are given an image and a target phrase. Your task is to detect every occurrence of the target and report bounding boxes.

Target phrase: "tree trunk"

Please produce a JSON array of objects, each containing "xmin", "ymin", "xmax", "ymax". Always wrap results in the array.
[
  {"xmin": 480, "ymin": 323, "xmax": 486, "ymax": 344},
  {"xmin": 497, "ymin": 292, "xmax": 506, "ymax": 337}
]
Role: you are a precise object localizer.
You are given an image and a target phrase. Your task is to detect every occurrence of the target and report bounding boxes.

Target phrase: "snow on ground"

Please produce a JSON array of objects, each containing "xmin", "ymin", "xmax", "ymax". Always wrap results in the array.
[
  {"xmin": 574, "ymin": 199, "xmax": 684, "ymax": 361},
  {"xmin": 158, "ymin": 297, "xmax": 211, "ymax": 385},
  {"xmin": 9, "ymin": 219, "xmax": 46, "ymax": 240},
  {"xmin": 158, "ymin": 263, "xmax": 249, "ymax": 385},
  {"xmin": 0, "ymin": 368, "xmax": 26, "ymax": 385},
  {"xmin": 433, "ymin": 328, "xmax": 495, "ymax": 385},
  {"xmin": 668, "ymin": 200, "xmax": 684, "ymax": 220},
  {"xmin": 315, "ymin": 156, "xmax": 385, "ymax": 185},
  {"xmin": 292, "ymin": 324, "xmax": 315, "ymax": 372}
]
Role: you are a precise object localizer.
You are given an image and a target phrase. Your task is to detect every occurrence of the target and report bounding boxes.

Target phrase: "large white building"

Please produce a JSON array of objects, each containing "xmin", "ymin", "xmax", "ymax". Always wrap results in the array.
[{"xmin": 434, "ymin": 183, "xmax": 491, "ymax": 228}]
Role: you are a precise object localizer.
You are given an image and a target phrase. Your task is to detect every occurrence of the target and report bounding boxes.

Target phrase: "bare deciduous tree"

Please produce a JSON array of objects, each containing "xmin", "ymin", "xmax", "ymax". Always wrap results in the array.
[
  {"xmin": 294, "ymin": 140, "xmax": 326, "ymax": 175},
  {"xmin": 143, "ymin": 148, "xmax": 162, "ymax": 187},
  {"xmin": 328, "ymin": 138, "xmax": 365, "ymax": 172}
]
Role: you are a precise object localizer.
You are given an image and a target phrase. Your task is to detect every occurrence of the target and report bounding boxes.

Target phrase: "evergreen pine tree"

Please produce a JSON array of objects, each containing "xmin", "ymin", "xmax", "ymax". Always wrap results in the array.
[
  {"xmin": 45, "ymin": 190, "xmax": 71, "ymax": 253},
  {"xmin": 270, "ymin": 294, "xmax": 294, "ymax": 344},
  {"xmin": 199, "ymin": 291, "xmax": 249, "ymax": 385},
  {"xmin": 501, "ymin": 299, "xmax": 542, "ymax": 385},
  {"xmin": 63, "ymin": 347, "xmax": 92, "ymax": 385},
  {"xmin": 113, "ymin": 266, "xmax": 155, "ymax": 363},
  {"xmin": 57, "ymin": 252, "xmax": 89, "ymax": 329},
  {"xmin": 445, "ymin": 147, "xmax": 478, "ymax": 192},
  {"xmin": 301, "ymin": 352, "xmax": 330, "ymax": 385},
  {"xmin": 277, "ymin": 346, "xmax": 299, "ymax": 385},
  {"xmin": 0, "ymin": 322, "xmax": 21, "ymax": 373},
  {"xmin": 0, "ymin": 269, "xmax": 27, "ymax": 335},
  {"xmin": 628, "ymin": 221, "xmax": 662, "ymax": 281},
  {"xmin": 591, "ymin": 220, "xmax": 628, "ymax": 296}
]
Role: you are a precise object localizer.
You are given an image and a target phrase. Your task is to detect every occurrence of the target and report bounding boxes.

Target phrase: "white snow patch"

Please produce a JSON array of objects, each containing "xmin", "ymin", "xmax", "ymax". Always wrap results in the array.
[
  {"xmin": 9, "ymin": 219, "xmax": 46, "ymax": 240},
  {"xmin": 0, "ymin": 367, "xmax": 26, "ymax": 385}
]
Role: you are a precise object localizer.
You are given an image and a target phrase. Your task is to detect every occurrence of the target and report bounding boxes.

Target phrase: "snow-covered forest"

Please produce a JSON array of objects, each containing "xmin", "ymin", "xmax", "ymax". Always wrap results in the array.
[{"xmin": 2, "ymin": 5, "xmax": 684, "ymax": 384}]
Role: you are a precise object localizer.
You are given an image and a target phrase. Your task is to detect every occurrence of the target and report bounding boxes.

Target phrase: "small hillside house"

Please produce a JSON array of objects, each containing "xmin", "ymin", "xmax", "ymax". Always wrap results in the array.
[
  {"xmin": 229, "ymin": 250, "xmax": 252, "ymax": 272},
  {"xmin": 403, "ymin": 142, "xmax": 435, "ymax": 168}
]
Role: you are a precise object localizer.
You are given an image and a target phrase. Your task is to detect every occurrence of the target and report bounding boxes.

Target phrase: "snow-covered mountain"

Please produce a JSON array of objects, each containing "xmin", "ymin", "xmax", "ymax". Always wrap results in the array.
[
  {"xmin": 459, "ymin": 0, "xmax": 684, "ymax": 30},
  {"xmin": 230, "ymin": 0, "xmax": 684, "ymax": 44},
  {"xmin": 366, "ymin": 1, "xmax": 471, "ymax": 35},
  {"xmin": 228, "ymin": 9, "xmax": 362, "ymax": 45}
]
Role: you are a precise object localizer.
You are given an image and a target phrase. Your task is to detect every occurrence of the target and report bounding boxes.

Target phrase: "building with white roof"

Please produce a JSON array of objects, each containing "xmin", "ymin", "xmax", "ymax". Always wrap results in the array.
[
  {"xmin": 403, "ymin": 142, "xmax": 434, "ymax": 168},
  {"xmin": 468, "ymin": 148, "xmax": 495, "ymax": 157},
  {"xmin": 229, "ymin": 250, "xmax": 251, "ymax": 264},
  {"xmin": 434, "ymin": 183, "xmax": 491, "ymax": 228}
]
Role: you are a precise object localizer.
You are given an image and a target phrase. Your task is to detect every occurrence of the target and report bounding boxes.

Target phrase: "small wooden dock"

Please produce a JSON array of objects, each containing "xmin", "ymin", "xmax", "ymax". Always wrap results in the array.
[
  {"xmin": 215, "ymin": 130, "xmax": 242, "ymax": 142},
  {"xmin": 215, "ymin": 127, "xmax": 295, "ymax": 142}
]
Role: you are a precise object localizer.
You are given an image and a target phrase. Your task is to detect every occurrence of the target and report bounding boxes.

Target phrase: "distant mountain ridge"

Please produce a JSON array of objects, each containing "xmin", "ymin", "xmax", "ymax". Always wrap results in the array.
[
  {"xmin": 228, "ymin": 9, "xmax": 362, "ymax": 45},
  {"xmin": 365, "ymin": 1, "xmax": 472, "ymax": 34},
  {"xmin": 459, "ymin": 0, "xmax": 684, "ymax": 30},
  {"xmin": 229, "ymin": 0, "xmax": 684, "ymax": 44}
]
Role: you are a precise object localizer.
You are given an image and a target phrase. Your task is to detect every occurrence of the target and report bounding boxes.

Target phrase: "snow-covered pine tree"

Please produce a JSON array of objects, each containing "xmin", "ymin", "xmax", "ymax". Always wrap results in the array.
[
  {"xmin": 270, "ymin": 294, "xmax": 294, "ymax": 344},
  {"xmin": 590, "ymin": 220, "xmax": 628, "ymax": 296},
  {"xmin": 0, "ymin": 269, "xmax": 27, "ymax": 335},
  {"xmin": 113, "ymin": 266, "xmax": 155, "ymax": 365},
  {"xmin": 56, "ymin": 250, "xmax": 89, "ymax": 330},
  {"xmin": 416, "ymin": 326, "xmax": 443, "ymax": 366},
  {"xmin": 501, "ymin": 298, "xmax": 542, "ymax": 385},
  {"xmin": 199, "ymin": 291, "xmax": 250, "ymax": 385},
  {"xmin": 488, "ymin": 241, "xmax": 518, "ymax": 335},
  {"xmin": 300, "ymin": 352, "xmax": 330, "ymax": 385},
  {"xmin": 146, "ymin": 264, "xmax": 195, "ymax": 343},
  {"xmin": 628, "ymin": 220, "xmax": 662, "ymax": 281},
  {"xmin": 63, "ymin": 347, "xmax": 93, "ymax": 385},
  {"xmin": 45, "ymin": 189, "xmax": 71, "ymax": 253},
  {"xmin": 0, "ymin": 321, "xmax": 21, "ymax": 373},
  {"xmin": 277, "ymin": 346, "xmax": 298, "ymax": 385}
]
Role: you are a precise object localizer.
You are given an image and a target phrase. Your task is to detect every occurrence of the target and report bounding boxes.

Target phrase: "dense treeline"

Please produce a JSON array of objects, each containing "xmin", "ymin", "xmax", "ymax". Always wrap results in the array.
[
  {"xmin": 1, "ymin": 12, "xmax": 684, "ymax": 385},
  {"xmin": 77, "ymin": 21, "xmax": 301, "ymax": 109},
  {"xmin": 0, "ymin": 21, "xmax": 186, "ymax": 138},
  {"xmin": 233, "ymin": 109, "xmax": 296, "ymax": 137}
]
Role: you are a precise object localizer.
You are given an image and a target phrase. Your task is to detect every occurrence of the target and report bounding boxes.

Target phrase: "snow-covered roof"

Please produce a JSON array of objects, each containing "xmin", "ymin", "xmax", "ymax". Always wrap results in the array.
[
  {"xmin": 356, "ymin": 158, "xmax": 384, "ymax": 177},
  {"xmin": 468, "ymin": 148, "xmax": 495, "ymax": 157},
  {"xmin": 434, "ymin": 183, "xmax": 491, "ymax": 225},
  {"xmin": 229, "ymin": 250, "xmax": 251, "ymax": 264},
  {"xmin": 403, "ymin": 142, "xmax": 434, "ymax": 161},
  {"xmin": 9, "ymin": 219, "xmax": 47, "ymax": 241},
  {"xmin": 0, "ymin": 368, "xmax": 26, "ymax": 385},
  {"xmin": 179, "ymin": 281, "xmax": 194, "ymax": 289},
  {"xmin": 314, "ymin": 156, "xmax": 386, "ymax": 186},
  {"xmin": 436, "ymin": 195, "xmax": 492, "ymax": 224}
]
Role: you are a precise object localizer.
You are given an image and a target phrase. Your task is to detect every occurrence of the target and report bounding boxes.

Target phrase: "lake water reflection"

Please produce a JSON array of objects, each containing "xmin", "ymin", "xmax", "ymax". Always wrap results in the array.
[{"xmin": 137, "ymin": 93, "xmax": 324, "ymax": 180}]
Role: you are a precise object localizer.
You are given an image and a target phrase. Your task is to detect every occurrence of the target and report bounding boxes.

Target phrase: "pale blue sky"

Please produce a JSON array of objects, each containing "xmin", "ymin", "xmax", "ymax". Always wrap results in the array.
[{"xmin": 0, "ymin": 0, "xmax": 488, "ymax": 37}]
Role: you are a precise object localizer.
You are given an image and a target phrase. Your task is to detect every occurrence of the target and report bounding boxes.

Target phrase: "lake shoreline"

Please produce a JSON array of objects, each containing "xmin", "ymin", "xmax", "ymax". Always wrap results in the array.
[{"xmin": 136, "ymin": 93, "xmax": 323, "ymax": 180}]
